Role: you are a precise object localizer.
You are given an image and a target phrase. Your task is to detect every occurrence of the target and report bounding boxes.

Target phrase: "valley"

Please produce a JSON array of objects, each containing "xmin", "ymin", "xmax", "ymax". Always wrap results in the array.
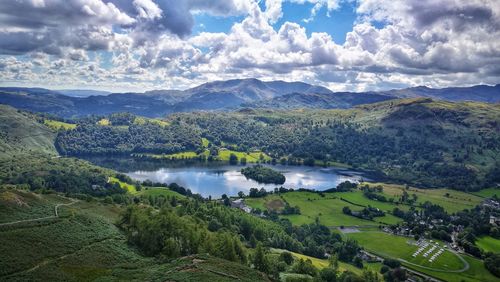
[
  {"xmin": 1, "ymin": 1, "xmax": 499, "ymax": 281},
  {"xmin": 0, "ymin": 85, "xmax": 499, "ymax": 282}
]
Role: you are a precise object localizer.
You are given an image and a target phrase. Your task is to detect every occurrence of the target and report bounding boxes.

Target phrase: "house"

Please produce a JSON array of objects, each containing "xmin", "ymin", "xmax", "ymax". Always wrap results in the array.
[
  {"xmin": 490, "ymin": 216, "xmax": 500, "ymax": 226},
  {"xmin": 359, "ymin": 250, "xmax": 381, "ymax": 262},
  {"xmin": 230, "ymin": 198, "xmax": 252, "ymax": 213},
  {"xmin": 230, "ymin": 198, "xmax": 244, "ymax": 208},
  {"xmin": 482, "ymin": 199, "xmax": 500, "ymax": 210}
]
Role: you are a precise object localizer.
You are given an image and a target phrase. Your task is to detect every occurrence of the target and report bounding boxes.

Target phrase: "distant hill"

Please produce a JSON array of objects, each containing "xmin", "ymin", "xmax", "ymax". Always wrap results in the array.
[
  {"xmin": 381, "ymin": 84, "xmax": 500, "ymax": 102},
  {"xmin": 0, "ymin": 104, "xmax": 56, "ymax": 157},
  {"xmin": 0, "ymin": 80, "xmax": 498, "ymax": 118},
  {"xmin": 245, "ymin": 91, "xmax": 394, "ymax": 109},
  {"xmin": 56, "ymin": 89, "xmax": 111, "ymax": 97}
]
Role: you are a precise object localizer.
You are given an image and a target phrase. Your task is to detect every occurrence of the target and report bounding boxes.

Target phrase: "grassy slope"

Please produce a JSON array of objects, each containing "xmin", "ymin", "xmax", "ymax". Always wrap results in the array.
[
  {"xmin": 0, "ymin": 189, "xmax": 267, "ymax": 282},
  {"xmin": 475, "ymin": 236, "xmax": 500, "ymax": 253},
  {"xmin": 138, "ymin": 187, "xmax": 187, "ymax": 199},
  {"xmin": 471, "ymin": 188, "xmax": 500, "ymax": 198},
  {"xmin": 109, "ymin": 178, "xmax": 190, "ymax": 199},
  {"xmin": 44, "ymin": 119, "xmax": 77, "ymax": 130},
  {"xmin": 364, "ymin": 182, "xmax": 483, "ymax": 213},
  {"xmin": 270, "ymin": 248, "xmax": 365, "ymax": 276},
  {"xmin": 0, "ymin": 190, "xmax": 72, "ymax": 223},
  {"xmin": 109, "ymin": 177, "xmax": 138, "ymax": 194},
  {"xmin": 0, "ymin": 105, "xmax": 56, "ymax": 157}
]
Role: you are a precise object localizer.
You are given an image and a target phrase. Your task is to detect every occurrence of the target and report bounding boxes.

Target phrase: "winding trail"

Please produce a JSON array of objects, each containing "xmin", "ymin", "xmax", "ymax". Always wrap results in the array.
[{"xmin": 0, "ymin": 197, "xmax": 78, "ymax": 227}]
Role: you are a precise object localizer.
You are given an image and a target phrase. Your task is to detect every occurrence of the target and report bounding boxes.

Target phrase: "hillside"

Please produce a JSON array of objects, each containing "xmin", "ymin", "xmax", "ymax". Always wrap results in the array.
[
  {"xmin": 382, "ymin": 84, "xmax": 500, "ymax": 103},
  {"xmin": 0, "ymin": 189, "xmax": 269, "ymax": 282},
  {"xmin": 54, "ymin": 98, "xmax": 500, "ymax": 190},
  {"xmin": 0, "ymin": 104, "xmax": 56, "ymax": 157},
  {"xmin": 246, "ymin": 91, "xmax": 394, "ymax": 109}
]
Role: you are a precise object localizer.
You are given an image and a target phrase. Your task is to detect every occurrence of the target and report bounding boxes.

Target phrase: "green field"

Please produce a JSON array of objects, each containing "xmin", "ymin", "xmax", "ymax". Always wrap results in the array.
[
  {"xmin": 244, "ymin": 182, "xmax": 486, "ymax": 228},
  {"xmin": 475, "ymin": 236, "xmax": 500, "ymax": 253},
  {"xmin": 346, "ymin": 231, "xmax": 463, "ymax": 271},
  {"xmin": 339, "ymin": 191, "xmax": 412, "ymax": 212},
  {"xmin": 245, "ymin": 194, "xmax": 284, "ymax": 211},
  {"xmin": 138, "ymin": 187, "xmax": 186, "ymax": 199},
  {"xmin": 364, "ymin": 183, "xmax": 484, "ymax": 213},
  {"xmin": 344, "ymin": 231, "xmax": 498, "ymax": 282},
  {"xmin": 217, "ymin": 149, "xmax": 271, "ymax": 162},
  {"xmin": 270, "ymin": 248, "xmax": 364, "ymax": 276},
  {"xmin": 44, "ymin": 119, "xmax": 77, "ymax": 130},
  {"xmin": 408, "ymin": 255, "xmax": 498, "ymax": 282},
  {"xmin": 97, "ymin": 118, "xmax": 110, "ymax": 126},
  {"xmin": 471, "ymin": 188, "xmax": 500, "ymax": 198},
  {"xmin": 246, "ymin": 191, "xmax": 400, "ymax": 227},
  {"xmin": 108, "ymin": 177, "xmax": 137, "ymax": 194},
  {"xmin": 133, "ymin": 117, "xmax": 170, "ymax": 127}
]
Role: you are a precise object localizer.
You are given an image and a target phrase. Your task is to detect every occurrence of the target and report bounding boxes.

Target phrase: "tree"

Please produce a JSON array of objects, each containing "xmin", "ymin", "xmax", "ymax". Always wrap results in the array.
[
  {"xmin": 291, "ymin": 258, "xmax": 318, "ymax": 276},
  {"xmin": 280, "ymin": 251, "xmax": 294, "ymax": 265},
  {"xmin": 320, "ymin": 267, "xmax": 338, "ymax": 282},
  {"xmin": 484, "ymin": 253, "xmax": 500, "ymax": 277},
  {"xmin": 163, "ymin": 238, "xmax": 181, "ymax": 258},
  {"xmin": 328, "ymin": 254, "xmax": 339, "ymax": 270},
  {"xmin": 253, "ymin": 242, "xmax": 269, "ymax": 273},
  {"xmin": 342, "ymin": 206, "xmax": 352, "ymax": 215},
  {"xmin": 238, "ymin": 191, "xmax": 245, "ymax": 198},
  {"xmin": 229, "ymin": 153, "xmax": 238, "ymax": 165}
]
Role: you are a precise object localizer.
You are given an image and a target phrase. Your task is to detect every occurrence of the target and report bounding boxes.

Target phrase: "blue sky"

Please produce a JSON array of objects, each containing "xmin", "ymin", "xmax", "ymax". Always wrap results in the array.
[
  {"xmin": 0, "ymin": 0, "xmax": 498, "ymax": 92},
  {"xmin": 193, "ymin": 1, "xmax": 358, "ymax": 44}
]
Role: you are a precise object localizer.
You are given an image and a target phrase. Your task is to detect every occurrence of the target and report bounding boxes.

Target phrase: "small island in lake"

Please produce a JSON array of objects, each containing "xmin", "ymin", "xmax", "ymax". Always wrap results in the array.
[{"xmin": 241, "ymin": 165, "xmax": 286, "ymax": 184}]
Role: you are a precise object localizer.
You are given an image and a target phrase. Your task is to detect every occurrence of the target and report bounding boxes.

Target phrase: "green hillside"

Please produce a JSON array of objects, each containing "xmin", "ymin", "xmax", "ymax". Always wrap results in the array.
[
  {"xmin": 0, "ymin": 105, "xmax": 56, "ymax": 157},
  {"xmin": 0, "ymin": 188, "xmax": 268, "ymax": 282}
]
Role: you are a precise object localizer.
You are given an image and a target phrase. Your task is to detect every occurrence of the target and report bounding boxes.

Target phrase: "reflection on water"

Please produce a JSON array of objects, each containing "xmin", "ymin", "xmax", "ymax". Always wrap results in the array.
[{"xmin": 83, "ymin": 157, "xmax": 371, "ymax": 197}]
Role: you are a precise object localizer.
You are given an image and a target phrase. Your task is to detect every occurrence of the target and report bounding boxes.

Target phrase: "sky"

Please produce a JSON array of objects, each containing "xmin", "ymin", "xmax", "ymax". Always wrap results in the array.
[{"xmin": 0, "ymin": 0, "xmax": 499, "ymax": 92}]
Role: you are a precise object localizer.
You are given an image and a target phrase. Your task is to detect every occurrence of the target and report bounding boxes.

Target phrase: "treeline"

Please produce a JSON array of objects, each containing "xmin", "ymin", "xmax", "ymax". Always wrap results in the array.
[
  {"xmin": 55, "ymin": 114, "xmax": 200, "ymax": 156},
  {"xmin": 0, "ymin": 154, "xmax": 123, "ymax": 196}
]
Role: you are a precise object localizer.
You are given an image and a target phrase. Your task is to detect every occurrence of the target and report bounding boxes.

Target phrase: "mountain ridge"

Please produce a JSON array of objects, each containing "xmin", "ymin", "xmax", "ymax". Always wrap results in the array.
[{"xmin": 0, "ymin": 79, "xmax": 498, "ymax": 118}]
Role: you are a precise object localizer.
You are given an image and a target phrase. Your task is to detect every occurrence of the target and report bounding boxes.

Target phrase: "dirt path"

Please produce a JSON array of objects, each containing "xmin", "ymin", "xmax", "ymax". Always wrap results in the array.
[{"xmin": 0, "ymin": 197, "xmax": 78, "ymax": 227}]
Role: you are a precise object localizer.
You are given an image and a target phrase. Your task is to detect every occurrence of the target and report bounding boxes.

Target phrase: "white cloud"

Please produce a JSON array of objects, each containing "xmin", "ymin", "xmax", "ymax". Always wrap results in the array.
[{"xmin": 0, "ymin": 0, "xmax": 498, "ymax": 91}]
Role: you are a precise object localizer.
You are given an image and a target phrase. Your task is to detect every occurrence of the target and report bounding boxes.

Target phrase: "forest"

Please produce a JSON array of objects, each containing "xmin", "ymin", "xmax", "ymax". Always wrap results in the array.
[{"xmin": 120, "ymin": 188, "xmax": 371, "ymax": 281}]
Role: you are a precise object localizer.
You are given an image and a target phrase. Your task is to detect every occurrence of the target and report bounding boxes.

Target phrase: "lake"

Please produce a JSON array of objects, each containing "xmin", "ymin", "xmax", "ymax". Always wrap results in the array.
[{"xmin": 84, "ymin": 157, "xmax": 371, "ymax": 198}]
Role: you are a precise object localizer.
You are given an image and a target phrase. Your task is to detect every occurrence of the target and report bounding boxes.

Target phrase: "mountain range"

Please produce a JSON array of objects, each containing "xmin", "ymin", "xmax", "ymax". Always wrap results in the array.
[{"xmin": 0, "ymin": 79, "xmax": 498, "ymax": 118}]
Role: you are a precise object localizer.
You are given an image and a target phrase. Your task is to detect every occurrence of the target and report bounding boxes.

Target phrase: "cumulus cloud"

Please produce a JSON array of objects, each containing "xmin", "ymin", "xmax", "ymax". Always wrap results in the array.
[{"xmin": 0, "ymin": 0, "xmax": 498, "ymax": 91}]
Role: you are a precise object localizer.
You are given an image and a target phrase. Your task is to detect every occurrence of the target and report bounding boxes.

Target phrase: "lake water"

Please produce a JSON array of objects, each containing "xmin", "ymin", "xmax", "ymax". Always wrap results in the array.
[{"xmin": 84, "ymin": 157, "xmax": 370, "ymax": 198}]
